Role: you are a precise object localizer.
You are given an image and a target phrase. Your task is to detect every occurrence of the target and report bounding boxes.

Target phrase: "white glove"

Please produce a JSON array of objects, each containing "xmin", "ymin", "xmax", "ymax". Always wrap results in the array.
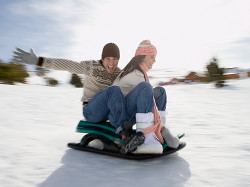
[
  {"xmin": 162, "ymin": 128, "xmax": 180, "ymax": 149},
  {"xmin": 13, "ymin": 48, "xmax": 38, "ymax": 65}
]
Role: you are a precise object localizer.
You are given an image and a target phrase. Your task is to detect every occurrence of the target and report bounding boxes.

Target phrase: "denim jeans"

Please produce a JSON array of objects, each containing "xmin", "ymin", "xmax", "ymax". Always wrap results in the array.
[
  {"xmin": 83, "ymin": 86, "xmax": 127, "ymax": 132},
  {"xmin": 125, "ymin": 82, "xmax": 167, "ymax": 124}
]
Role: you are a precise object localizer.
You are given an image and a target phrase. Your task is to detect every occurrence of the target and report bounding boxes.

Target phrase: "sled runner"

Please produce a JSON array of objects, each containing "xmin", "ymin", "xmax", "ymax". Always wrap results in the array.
[{"xmin": 68, "ymin": 120, "xmax": 186, "ymax": 160}]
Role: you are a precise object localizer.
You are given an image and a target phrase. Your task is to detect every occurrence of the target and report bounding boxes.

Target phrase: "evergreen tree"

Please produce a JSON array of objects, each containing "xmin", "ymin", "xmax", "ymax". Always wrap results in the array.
[
  {"xmin": 70, "ymin": 74, "xmax": 83, "ymax": 88},
  {"xmin": 45, "ymin": 77, "xmax": 59, "ymax": 87},
  {"xmin": 205, "ymin": 57, "xmax": 225, "ymax": 87},
  {"xmin": 0, "ymin": 61, "xmax": 29, "ymax": 84}
]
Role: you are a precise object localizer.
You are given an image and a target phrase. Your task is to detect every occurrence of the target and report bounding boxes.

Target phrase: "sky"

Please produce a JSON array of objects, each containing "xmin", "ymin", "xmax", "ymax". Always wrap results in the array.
[{"xmin": 1, "ymin": 0, "xmax": 250, "ymax": 72}]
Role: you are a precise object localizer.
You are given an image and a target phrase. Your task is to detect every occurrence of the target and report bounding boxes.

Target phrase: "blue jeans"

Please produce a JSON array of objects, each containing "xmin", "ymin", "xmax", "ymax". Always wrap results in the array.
[
  {"xmin": 125, "ymin": 82, "xmax": 167, "ymax": 124},
  {"xmin": 83, "ymin": 86, "xmax": 127, "ymax": 132}
]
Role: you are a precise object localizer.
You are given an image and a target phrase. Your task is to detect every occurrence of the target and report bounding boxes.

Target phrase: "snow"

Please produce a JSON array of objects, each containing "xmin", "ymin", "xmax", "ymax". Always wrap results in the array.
[{"xmin": 0, "ymin": 78, "xmax": 250, "ymax": 187}]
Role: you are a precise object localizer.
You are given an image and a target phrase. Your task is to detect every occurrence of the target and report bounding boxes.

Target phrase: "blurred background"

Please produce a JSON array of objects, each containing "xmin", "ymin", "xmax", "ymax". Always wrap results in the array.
[{"xmin": 1, "ymin": 0, "xmax": 250, "ymax": 85}]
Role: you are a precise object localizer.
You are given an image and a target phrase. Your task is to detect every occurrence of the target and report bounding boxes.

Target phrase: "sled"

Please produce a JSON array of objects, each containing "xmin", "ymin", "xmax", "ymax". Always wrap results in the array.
[{"xmin": 68, "ymin": 120, "xmax": 186, "ymax": 160}]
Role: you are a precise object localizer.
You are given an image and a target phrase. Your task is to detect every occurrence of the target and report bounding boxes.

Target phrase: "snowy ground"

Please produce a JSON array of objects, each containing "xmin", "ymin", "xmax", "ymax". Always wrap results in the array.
[{"xmin": 0, "ymin": 78, "xmax": 250, "ymax": 187}]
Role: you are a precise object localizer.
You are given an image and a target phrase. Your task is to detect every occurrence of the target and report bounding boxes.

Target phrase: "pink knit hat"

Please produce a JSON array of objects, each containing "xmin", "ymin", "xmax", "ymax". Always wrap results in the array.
[{"xmin": 135, "ymin": 40, "xmax": 157, "ymax": 56}]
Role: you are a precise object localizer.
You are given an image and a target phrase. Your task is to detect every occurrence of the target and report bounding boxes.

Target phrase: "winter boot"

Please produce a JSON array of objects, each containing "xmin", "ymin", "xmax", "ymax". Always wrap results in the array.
[
  {"xmin": 133, "ymin": 112, "xmax": 163, "ymax": 154},
  {"xmin": 159, "ymin": 111, "xmax": 167, "ymax": 124},
  {"xmin": 159, "ymin": 111, "xmax": 180, "ymax": 149},
  {"xmin": 120, "ymin": 121, "xmax": 145, "ymax": 153},
  {"xmin": 87, "ymin": 139, "xmax": 104, "ymax": 150}
]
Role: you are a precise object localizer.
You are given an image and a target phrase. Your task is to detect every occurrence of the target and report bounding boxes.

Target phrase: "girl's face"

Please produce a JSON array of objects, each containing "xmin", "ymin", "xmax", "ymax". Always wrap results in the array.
[
  {"xmin": 142, "ymin": 55, "xmax": 156, "ymax": 69},
  {"xmin": 102, "ymin": 57, "xmax": 119, "ymax": 74}
]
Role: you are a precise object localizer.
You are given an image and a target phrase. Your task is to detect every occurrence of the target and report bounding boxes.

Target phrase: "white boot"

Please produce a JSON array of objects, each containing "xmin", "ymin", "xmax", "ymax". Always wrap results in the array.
[
  {"xmin": 159, "ymin": 111, "xmax": 167, "ymax": 125},
  {"xmin": 87, "ymin": 139, "xmax": 104, "ymax": 150},
  {"xmin": 133, "ymin": 112, "xmax": 163, "ymax": 154},
  {"xmin": 159, "ymin": 111, "xmax": 180, "ymax": 149}
]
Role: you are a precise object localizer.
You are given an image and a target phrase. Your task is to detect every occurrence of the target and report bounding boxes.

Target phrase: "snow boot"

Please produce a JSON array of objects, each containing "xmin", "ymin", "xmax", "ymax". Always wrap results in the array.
[
  {"xmin": 87, "ymin": 139, "xmax": 104, "ymax": 150},
  {"xmin": 133, "ymin": 112, "xmax": 163, "ymax": 154},
  {"xmin": 120, "ymin": 121, "xmax": 145, "ymax": 154}
]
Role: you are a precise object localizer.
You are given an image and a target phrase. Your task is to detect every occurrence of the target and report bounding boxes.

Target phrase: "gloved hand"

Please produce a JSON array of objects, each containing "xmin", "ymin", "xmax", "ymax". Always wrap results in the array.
[
  {"xmin": 162, "ymin": 128, "xmax": 180, "ymax": 149},
  {"xmin": 13, "ymin": 48, "xmax": 38, "ymax": 65}
]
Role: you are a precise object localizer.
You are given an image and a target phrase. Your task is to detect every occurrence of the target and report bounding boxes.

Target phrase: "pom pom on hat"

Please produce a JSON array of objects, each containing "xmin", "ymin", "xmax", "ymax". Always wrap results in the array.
[
  {"xmin": 135, "ymin": 40, "xmax": 157, "ymax": 56},
  {"xmin": 102, "ymin": 43, "xmax": 120, "ymax": 60}
]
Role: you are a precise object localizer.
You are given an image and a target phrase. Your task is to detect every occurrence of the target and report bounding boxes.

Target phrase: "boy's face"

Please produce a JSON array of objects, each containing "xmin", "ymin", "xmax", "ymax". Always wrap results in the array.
[{"xmin": 102, "ymin": 57, "xmax": 119, "ymax": 74}]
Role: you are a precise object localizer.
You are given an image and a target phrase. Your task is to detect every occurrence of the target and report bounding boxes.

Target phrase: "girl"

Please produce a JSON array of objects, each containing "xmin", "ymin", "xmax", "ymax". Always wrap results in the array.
[{"xmin": 113, "ymin": 40, "xmax": 180, "ymax": 154}]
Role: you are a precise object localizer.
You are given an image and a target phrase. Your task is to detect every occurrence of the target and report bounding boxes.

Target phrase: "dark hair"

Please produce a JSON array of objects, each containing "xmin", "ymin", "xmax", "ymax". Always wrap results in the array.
[{"xmin": 118, "ymin": 55, "xmax": 146, "ymax": 79}]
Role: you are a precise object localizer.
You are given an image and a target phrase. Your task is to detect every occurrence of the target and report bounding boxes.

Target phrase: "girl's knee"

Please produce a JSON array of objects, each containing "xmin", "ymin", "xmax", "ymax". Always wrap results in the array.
[
  {"xmin": 138, "ymin": 81, "xmax": 153, "ymax": 90},
  {"xmin": 154, "ymin": 86, "xmax": 166, "ymax": 95}
]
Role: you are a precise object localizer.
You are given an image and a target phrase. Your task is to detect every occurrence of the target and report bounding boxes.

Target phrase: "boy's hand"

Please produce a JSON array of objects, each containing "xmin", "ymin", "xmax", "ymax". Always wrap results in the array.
[{"xmin": 13, "ymin": 48, "xmax": 38, "ymax": 65}]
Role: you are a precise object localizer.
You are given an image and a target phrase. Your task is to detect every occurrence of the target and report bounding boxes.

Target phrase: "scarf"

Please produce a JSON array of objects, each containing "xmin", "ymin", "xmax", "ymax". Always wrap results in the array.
[{"xmin": 139, "ymin": 63, "xmax": 164, "ymax": 143}]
